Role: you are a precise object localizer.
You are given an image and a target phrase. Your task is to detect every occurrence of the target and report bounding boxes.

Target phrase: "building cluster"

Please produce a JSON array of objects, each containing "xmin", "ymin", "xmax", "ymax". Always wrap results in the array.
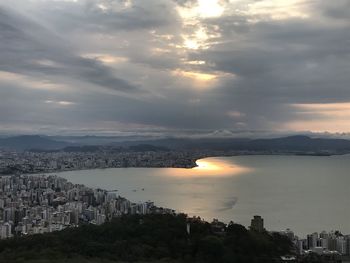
[
  {"xmin": 278, "ymin": 228, "xmax": 350, "ymax": 256},
  {"xmin": 0, "ymin": 150, "xmax": 204, "ymax": 175},
  {"xmin": 0, "ymin": 148, "xmax": 297, "ymax": 176},
  {"xmin": 277, "ymin": 228, "xmax": 349, "ymax": 262},
  {"xmin": 301, "ymin": 231, "xmax": 349, "ymax": 256},
  {"xmin": 0, "ymin": 174, "xmax": 174, "ymax": 239},
  {"xmin": 248, "ymin": 216, "xmax": 348, "ymax": 262}
]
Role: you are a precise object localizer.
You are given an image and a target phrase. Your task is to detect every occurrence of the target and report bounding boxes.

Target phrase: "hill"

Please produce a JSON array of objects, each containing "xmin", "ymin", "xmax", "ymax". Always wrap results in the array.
[{"xmin": 0, "ymin": 214, "xmax": 292, "ymax": 263}]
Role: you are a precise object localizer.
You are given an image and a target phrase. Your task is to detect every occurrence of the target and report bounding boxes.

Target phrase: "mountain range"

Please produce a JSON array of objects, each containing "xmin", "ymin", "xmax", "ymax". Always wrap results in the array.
[{"xmin": 1, "ymin": 135, "xmax": 350, "ymax": 153}]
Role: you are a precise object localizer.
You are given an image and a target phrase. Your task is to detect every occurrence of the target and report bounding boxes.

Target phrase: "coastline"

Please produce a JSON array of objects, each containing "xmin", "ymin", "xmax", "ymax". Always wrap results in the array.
[
  {"xmin": 5, "ymin": 153, "xmax": 350, "ymax": 240},
  {"xmin": 2, "ymin": 150, "xmax": 348, "ymax": 176}
]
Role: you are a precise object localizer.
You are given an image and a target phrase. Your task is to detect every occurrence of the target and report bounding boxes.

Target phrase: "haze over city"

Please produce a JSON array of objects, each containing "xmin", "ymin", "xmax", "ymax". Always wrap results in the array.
[{"xmin": 0, "ymin": 0, "xmax": 349, "ymax": 137}]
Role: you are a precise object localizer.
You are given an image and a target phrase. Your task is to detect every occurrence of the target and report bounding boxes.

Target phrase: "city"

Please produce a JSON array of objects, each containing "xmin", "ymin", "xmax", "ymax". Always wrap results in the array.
[
  {"xmin": 0, "ymin": 173, "xmax": 348, "ymax": 262},
  {"xmin": 1, "ymin": 0, "xmax": 350, "ymax": 261},
  {"xmin": 0, "ymin": 149, "xmax": 203, "ymax": 174},
  {"xmin": 0, "ymin": 174, "xmax": 174, "ymax": 239}
]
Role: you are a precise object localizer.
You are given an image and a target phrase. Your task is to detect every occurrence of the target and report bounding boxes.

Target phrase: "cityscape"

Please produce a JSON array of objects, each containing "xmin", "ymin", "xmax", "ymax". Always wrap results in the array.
[
  {"xmin": 0, "ymin": 149, "xmax": 202, "ymax": 174},
  {"xmin": 0, "ymin": 139, "xmax": 350, "ymax": 262},
  {"xmin": 0, "ymin": 172, "xmax": 348, "ymax": 262},
  {"xmin": 0, "ymin": 174, "xmax": 174, "ymax": 239},
  {"xmin": 1, "ymin": 0, "xmax": 350, "ymax": 262}
]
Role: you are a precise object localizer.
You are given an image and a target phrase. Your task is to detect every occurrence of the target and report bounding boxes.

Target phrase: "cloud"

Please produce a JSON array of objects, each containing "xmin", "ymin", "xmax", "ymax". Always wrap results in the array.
[
  {"xmin": 0, "ymin": 0, "xmax": 349, "ymax": 135},
  {"xmin": 0, "ymin": 5, "xmax": 139, "ymax": 93}
]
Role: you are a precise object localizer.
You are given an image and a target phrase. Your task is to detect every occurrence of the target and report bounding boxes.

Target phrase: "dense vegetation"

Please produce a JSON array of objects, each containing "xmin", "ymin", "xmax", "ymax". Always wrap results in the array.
[{"xmin": 0, "ymin": 214, "xmax": 293, "ymax": 263}]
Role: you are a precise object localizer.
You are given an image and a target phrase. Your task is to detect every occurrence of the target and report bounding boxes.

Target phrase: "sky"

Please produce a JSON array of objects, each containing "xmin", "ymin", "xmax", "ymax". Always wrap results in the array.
[{"xmin": 0, "ymin": 0, "xmax": 349, "ymax": 136}]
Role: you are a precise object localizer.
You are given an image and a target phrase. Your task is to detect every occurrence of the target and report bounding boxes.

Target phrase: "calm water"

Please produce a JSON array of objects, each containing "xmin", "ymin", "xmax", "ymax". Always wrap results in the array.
[{"xmin": 57, "ymin": 155, "xmax": 350, "ymax": 236}]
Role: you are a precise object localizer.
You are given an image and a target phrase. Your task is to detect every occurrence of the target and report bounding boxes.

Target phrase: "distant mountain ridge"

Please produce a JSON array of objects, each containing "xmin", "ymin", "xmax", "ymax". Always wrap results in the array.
[
  {"xmin": 0, "ymin": 135, "xmax": 70, "ymax": 151},
  {"xmin": 247, "ymin": 135, "xmax": 350, "ymax": 152},
  {"xmin": 1, "ymin": 134, "xmax": 350, "ymax": 153},
  {"xmin": 112, "ymin": 135, "xmax": 350, "ymax": 152}
]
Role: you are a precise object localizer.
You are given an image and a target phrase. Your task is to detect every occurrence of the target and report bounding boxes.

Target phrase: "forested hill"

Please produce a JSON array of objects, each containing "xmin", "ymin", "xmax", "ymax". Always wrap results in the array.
[{"xmin": 0, "ymin": 214, "xmax": 292, "ymax": 263}]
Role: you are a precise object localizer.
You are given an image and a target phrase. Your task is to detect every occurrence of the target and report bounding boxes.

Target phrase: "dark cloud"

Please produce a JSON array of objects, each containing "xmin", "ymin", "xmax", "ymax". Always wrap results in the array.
[
  {"xmin": 32, "ymin": 0, "xmax": 182, "ymax": 33},
  {"xmin": 0, "ymin": 0, "xmax": 350, "ymax": 135},
  {"xmin": 0, "ymin": 6, "xmax": 139, "ymax": 93}
]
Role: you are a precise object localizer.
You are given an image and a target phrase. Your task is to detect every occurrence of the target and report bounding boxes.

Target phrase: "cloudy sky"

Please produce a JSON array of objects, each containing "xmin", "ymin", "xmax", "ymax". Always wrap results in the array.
[{"xmin": 0, "ymin": 0, "xmax": 349, "ymax": 136}]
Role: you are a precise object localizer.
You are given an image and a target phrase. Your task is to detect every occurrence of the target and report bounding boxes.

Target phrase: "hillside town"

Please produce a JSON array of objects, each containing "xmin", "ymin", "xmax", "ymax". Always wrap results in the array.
[{"xmin": 0, "ymin": 174, "xmax": 174, "ymax": 239}]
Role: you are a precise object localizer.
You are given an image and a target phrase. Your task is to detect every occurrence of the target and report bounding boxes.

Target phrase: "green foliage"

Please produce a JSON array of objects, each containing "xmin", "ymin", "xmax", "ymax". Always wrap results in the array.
[{"xmin": 0, "ymin": 214, "xmax": 293, "ymax": 263}]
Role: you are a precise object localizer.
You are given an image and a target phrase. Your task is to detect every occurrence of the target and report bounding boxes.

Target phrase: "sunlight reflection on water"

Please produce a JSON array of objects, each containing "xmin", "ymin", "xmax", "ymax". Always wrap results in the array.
[{"xmin": 165, "ymin": 157, "xmax": 252, "ymax": 177}]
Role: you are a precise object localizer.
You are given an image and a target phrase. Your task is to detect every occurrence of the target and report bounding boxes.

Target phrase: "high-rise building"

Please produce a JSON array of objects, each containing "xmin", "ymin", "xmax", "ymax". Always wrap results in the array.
[
  {"xmin": 0, "ymin": 222, "xmax": 12, "ymax": 239},
  {"xmin": 307, "ymin": 232, "xmax": 318, "ymax": 249},
  {"xmin": 250, "ymin": 215, "xmax": 264, "ymax": 232},
  {"xmin": 337, "ymin": 237, "xmax": 347, "ymax": 254},
  {"xmin": 345, "ymin": 235, "xmax": 350, "ymax": 256}
]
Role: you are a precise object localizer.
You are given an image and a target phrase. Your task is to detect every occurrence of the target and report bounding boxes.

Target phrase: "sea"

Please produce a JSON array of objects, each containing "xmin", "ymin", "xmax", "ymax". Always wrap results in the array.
[{"xmin": 56, "ymin": 155, "xmax": 350, "ymax": 236}]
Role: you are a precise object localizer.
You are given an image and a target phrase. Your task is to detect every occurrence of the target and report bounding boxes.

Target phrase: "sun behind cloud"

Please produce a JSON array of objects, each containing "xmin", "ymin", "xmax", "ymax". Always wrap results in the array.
[
  {"xmin": 178, "ymin": 0, "xmax": 225, "ymax": 19},
  {"xmin": 197, "ymin": 0, "xmax": 225, "ymax": 18}
]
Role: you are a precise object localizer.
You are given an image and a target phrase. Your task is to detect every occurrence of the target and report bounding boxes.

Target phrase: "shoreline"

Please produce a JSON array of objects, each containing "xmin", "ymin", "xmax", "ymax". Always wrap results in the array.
[
  {"xmin": 1, "ymin": 151, "xmax": 348, "ymax": 176},
  {"xmin": 5, "ymin": 153, "xmax": 350, "ymax": 239}
]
